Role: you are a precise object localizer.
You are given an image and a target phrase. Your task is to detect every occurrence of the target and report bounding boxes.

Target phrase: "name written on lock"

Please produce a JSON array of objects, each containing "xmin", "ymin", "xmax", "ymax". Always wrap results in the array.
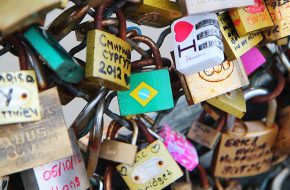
[{"xmin": 0, "ymin": 71, "xmax": 41, "ymax": 125}]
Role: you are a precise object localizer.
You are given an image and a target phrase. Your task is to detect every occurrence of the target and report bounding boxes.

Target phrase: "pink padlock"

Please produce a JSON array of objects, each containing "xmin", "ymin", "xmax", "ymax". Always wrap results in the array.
[
  {"xmin": 241, "ymin": 47, "xmax": 266, "ymax": 75},
  {"xmin": 159, "ymin": 124, "xmax": 199, "ymax": 171}
]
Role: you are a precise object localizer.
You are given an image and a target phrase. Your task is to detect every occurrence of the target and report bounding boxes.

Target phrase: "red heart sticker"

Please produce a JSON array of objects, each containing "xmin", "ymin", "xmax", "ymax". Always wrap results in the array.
[{"xmin": 174, "ymin": 21, "xmax": 194, "ymax": 42}]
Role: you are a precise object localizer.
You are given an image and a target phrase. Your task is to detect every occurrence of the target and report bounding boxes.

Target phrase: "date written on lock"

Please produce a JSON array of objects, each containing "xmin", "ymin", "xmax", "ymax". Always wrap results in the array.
[
  {"xmin": 0, "ymin": 71, "xmax": 41, "ymax": 125},
  {"xmin": 86, "ymin": 30, "xmax": 131, "ymax": 90}
]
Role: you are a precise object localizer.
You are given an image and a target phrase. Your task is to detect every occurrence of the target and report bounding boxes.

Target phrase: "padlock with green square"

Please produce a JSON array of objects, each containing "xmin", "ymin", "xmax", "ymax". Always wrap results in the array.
[{"xmin": 117, "ymin": 69, "xmax": 174, "ymax": 116}]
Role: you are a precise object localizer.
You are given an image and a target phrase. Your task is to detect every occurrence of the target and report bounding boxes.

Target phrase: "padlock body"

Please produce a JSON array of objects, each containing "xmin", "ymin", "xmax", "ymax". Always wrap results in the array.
[
  {"xmin": 179, "ymin": 0, "xmax": 255, "ymax": 15},
  {"xmin": 187, "ymin": 122, "xmax": 221, "ymax": 149},
  {"xmin": 0, "ymin": 0, "xmax": 67, "ymax": 35},
  {"xmin": 99, "ymin": 139, "xmax": 137, "ymax": 165},
  {"xmin": 116, "ymin": 140, "xmax": 183, "ymax": 190},
  {"xmin": 172, "ymin": 14, "xmax": 225, "ymax": 75},
  {"xmin": 118, "ymin": 69, "xmax": 174, "ymax": 116},
  {"xmin": 207, "ymin": 88, "xmax": 246, "ymax": 119},
  {"xmin": 263, "ymin": 0, "xmax": 290, "ymax": 41},
  {"xmin": 0, "ymin": 71, "xmax": 41, "ymax": 125},
  {"xmin": 214, "ymin": 121, "xmax": 278, "ymax": 178},
  {"xmin": 171, "ymin": 182, "xmax": 192, "ymax": 190},
  {"xmin": 123, "ymin": 0, "xmax": 182, "ymax": 28},
  {"xmin": 218, "ymin": 12, "xmax": 263, "ymax": 61},
  {"xmin": 240, "ymin": 47, "xmax": 266, "ymax": 75},
  {"xmin": 24, "ymin": 26, "xmax": 84, "ymax": 84},
  {"xmin": 86, "ymin": 29, "xmax": 131, "ymax": 90},
  {"xmin": 180, "ymin": 59, "xmax": 249, "ymax": 105},
  {"xmin": 0, "ymin": 176, "xmax": 9, "ymax": 190},
  {"xmin": 229, "ymin": 0, "xmax": 274, "ymax": 36},
  {"xmin": 0, "ymin": 87, "xmax": 73, "ymax": 177},
  {"xmin": 159, "ymin": 125, "xmax": 198, "ymax": 171}
]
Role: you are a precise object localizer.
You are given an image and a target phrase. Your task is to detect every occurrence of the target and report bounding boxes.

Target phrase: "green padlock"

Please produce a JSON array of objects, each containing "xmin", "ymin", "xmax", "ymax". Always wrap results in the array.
[
  {"xmin": 117, "ymin": 35, "xmax": 174, "ymax": 116},
  {"xmin": 23, "ymin": 26, "xmax": 84, "ymax": 83}
]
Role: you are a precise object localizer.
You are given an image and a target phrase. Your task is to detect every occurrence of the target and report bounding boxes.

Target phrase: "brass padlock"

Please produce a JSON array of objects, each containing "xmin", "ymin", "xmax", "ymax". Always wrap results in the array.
[
  {"xmin": 99, "ymin": 119, "xmax": 138, "ymax": 166},
  {"xmin": 263, "ymin": 0, "xmax": 290, "ymax": 41},
  {"xmin": 122, "ymin": 0, "xmax": 182, "ymax": 28},
  {"xmin": 229, "ymin": 0, "xmax": 274, "ymax": 36},
  {"xmin": 86, "ymin": 0, "xmax": 131, "ymax": 91},
  {"xmin": 0, "ymin": 35, "xmax": 41, "ymax": 125},
  {"xmin": 213, "ymin": 88, "xmax": 279, "ymax": 178},
  {"xmin": 116, "ymin": 117, "xmax": 183, "ymax": 189},
  {"xmin": 171, "ymin": 170, "xmax": 192, "ymax": 190},
  {"xmin": 217, "ymin": 12, "xmax": 263, "ymax": 61},
  {"xmin": 0, "ymin": 0, "xmax": 67, "ymax": 36},
  {"xmin": 187, "ymin": 111, "xmax": 225, "ymax": 149},
  {"xmin": 206, "ymin": 88, "xmax": 246, "ymax": 119}
]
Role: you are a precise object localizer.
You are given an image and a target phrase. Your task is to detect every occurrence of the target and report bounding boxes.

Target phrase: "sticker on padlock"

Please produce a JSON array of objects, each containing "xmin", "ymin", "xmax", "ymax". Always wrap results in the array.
[
  {"xmin": 263, "ymin": 0, "xmax": 290, "ymax": 41},
  {"xmin": 206, "ymin": 88, "xmax": 246, "ymax": 119},
  {"xmin": 123, "ymin": 0, "xmax": 182, "ymax": 28},
  {"xmin": 0, "ymin": 87, "xmax": 73, "ymax": 177},
  {"xmin": 213, "ymin": 89, "xmax": 279, "ymax": 178},
  {"xmin": 86, "ymin": 1, "xmax": 131, "ymax": 91},
  {"xmin": 116, "ymin": 118, "xmax": 183, "ymax": 190},
  {"xmin": 229, "ymin": 0, "xmax": 274, "ymax": 36},
  {"xmin": 0, "ymin": 176, "xmax": 9, "ymax": 190},
  {"xmin": 177, "ymin": 58, "xmax": 249, "ymax": 105},
  {"xmin": 179, "ymin": 0, "xmax": 255, "ymax": 15},
  {"xmin": 172, "ymin": 14, "xmax": 224, "ymax": 75},
  {"xmin": 159, "ymin": 124, "xmax": 199, "ymax": 171},
  {"xmin": 240, "ymin": 47, "xmax": 266, "ymax": 75},
  {"xmin": 99, "ymin": 120, "xmax": 138, "ymax": 166},
  {"xmin": 217, "ymin": 12, "xmax": 263, "ymax": 61},
  {"xmin": 32, "ymin": 128, "xmax": 90, "ymax": 190},
  {"xmin": 118, "ymin": 35, "xmax": 174, "ymax": 116}
]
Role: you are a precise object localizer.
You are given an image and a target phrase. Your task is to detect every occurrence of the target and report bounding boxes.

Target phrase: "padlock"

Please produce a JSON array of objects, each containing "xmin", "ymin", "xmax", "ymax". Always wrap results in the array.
[
  {"xmin": 159, "ymin": 124, "xmax": 199, "ymax": 171},
  {"xmin": 229, "ymin": 0, "xmax": 274, "ymax": 36},
  {"xmin": 179, "ymin": 0, "xmax": 255, "ymax": 15},
  {"xmin": 0, "ymin": 35, "xmax": 41, "ymax": 125},
  {"xmin": 213, "ymin": 88, "xmax": 279, "ymax": 178},
  {"xmin": 116, "ymin": 117, "xmax": 183, "ymax": 190},
  {"xmin": 118, "ymin": 35, "xmax": 174, "ymax": 116},
  {"xmin": 263, "ymin": 0, "xmax": 290, "ymax": 41},
  {"xmin": 187, "ymin": 111, "xmax": 225, "ymax": 149},
  {"xmin": 23, "ymin": 26, "xmax": 84, "ymax": 84},
  {"xmin": 21, "ymin": 128, "xmax": 90, "ymax": 190},
  {"xmin": 240, "ymin": 47, "xmax": 266, "ymax": 75},
  {"xmin": 206, "ymin": 88, "xmax": 246, "ymax": 119},
  {"xmin": 171, "ymin": 170, "xmax": 192, "ymax": 190},
  {"xmin": 122, "ymin": 0, "xmax": 182, "ymax": 28},
  {"xmin": 171, "ymin": 14, "xmax": 225, "ymax": 75},
  {"xmin": 85, "ymin": 1, "xmax": 131, "ymax": 91},
  {"xmin": 215, "ymin": 178, "xmax": 242, "ymax": 190},
  {"xmin": 99, "ymin": 119, "xmax": 138, "ymax": 166},
  {"xmin": 176, "ymin": 56, "xmax": 249, "ymax": 105},
  {"xmin": 0, "ymin": 176, "xmax": 9, "ymax": 190},
  {"xmin": 0, "ymin": 0, "xmax": 67, "ymax": 36},
  {"xmin": 217, "ymin": 12, "xmax": 263, "ymax": 61},
  {"xmin": 201, "ymin": 102, "xmax": 224, "ymax": 121}
]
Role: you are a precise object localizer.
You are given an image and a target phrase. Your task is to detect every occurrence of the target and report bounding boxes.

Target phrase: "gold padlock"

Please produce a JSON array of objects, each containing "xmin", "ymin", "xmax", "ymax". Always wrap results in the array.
[
  {"xmin": 228, "ymin": 0, "xmax": 274, "ymax": 36},
  {"xmin": 217, "ymin": 12, "xmax": 263, "ymax": 61},
  {"xmin": 122, "ymin": 0, "xmax": 182, "ymax": 28},
  {"xmin": 86, "ymin": 1, "xmax": 131, "ymax": 91},
  {"xmin": 206, "ymin": 88, "xmax": 246, "ymax": 119},
  {"xmin": 0, "ymin": 0, "xmax": 67, "ymax": 36},
  {"xmin": 213, "ymin": 88, "xmax": 279, "ymax": 178},
  {"xmin": 116, "ymin": 118, "xmax": 183, "ymax": 190}
]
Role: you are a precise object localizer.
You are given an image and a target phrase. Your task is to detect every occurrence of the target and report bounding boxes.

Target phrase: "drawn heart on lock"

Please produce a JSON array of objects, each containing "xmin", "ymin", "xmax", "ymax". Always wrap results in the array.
[
  {"xmin": 174, "ymin": 21, "xmax": 193, "ymax": 42},
  {"xmin": 244, "ymin": 0, "xmax": 265, "ymax": 14},
  {"xmin": 124, "ymin": 73, "xmax": 130, "ymax": 85}
]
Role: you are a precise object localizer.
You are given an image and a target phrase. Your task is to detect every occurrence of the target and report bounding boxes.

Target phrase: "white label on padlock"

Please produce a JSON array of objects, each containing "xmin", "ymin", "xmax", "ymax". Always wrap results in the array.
[
  {"xmin": 34, "ymin": 130, "xmax": 90, "ymax": 190},
  {"xmin": 172, "ymin": 14, "xmax": 224, "ymax": 75},
  {"xmin": 0, "ymin": 176, "xmax": 9, "ymax": 190}
]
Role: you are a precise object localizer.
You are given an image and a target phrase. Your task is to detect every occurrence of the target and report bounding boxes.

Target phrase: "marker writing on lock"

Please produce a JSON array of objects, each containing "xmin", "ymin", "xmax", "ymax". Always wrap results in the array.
[
  {"xmin": 1, "ymin": 107, "xmax": 39, "ymax": 118},
  {"xmin": 0, "ymin": 88, "xmax": 13, "ymax": 106},
  {"xmin": 0, "ymin": 73, "xmax": 35, "ymax": 83}
]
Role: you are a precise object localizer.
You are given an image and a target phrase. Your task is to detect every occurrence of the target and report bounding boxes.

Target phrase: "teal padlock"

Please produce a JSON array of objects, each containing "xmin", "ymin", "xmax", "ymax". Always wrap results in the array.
[
  {"xmin": 117, "ymin": 35, "xmax": 174, "ymax": 116},
  {"xmin": 24, "ymin": 26, "xmax": 84, "ymax": 83}
]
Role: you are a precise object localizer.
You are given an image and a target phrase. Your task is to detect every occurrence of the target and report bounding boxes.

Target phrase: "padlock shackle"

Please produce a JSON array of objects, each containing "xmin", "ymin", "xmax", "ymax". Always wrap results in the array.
[
  {"xmin": 131, "ymin": 35, "xmax": 163, "ymax": 70},
  {"xmin": 5, "ymin": 35, "xmax": 28, "ymax": 70},
  {"xmin": 104, "ymin": 164, "xmax": 116, "ymax": 190},
  {"xmin": 197, "ymin": 164, "xmax": 210, "ymax": 189},
  {"xmin": 95, "ymin": 0, "xmax": 126, "ymax": 40},
  {"xmin": 106, "ymin": 120, "xmax": 122, "ymax": 140},
  {"xmin": 136, "ymin": 117, "xmax": 155, "ymax": 144},
  {"xmin": 252, "ymin": 66, "xmax": 285, "ymax": 103}
]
